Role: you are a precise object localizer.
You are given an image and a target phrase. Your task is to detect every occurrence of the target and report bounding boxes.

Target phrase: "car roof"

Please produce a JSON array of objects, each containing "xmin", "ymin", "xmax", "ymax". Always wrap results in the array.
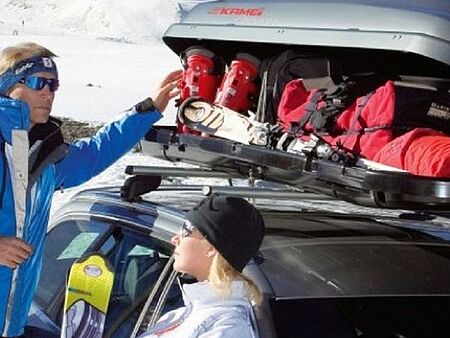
[
  {"xmin": 259, "ymin": 231, "xmax": 450, "ymax": 297},
  {"xmin": 54, "ymin": 183, "xmax": 450, "ymax": 241}
]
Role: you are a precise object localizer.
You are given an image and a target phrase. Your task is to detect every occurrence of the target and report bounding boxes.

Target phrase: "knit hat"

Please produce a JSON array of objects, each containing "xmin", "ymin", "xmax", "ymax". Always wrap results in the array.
[{"xmin": 185, "ymin": 195, "xmax": 265, "ymax": 272}]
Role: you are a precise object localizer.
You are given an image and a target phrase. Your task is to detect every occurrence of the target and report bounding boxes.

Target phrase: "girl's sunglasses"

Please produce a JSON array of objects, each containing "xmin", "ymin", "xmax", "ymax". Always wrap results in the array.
[
  {"xmin": 180, "ymin": 220, "xmax": 196, "ymax": 238},
  {"xmin": 19, "ymin": 76, "xmax": 59, "ymax": 92}
]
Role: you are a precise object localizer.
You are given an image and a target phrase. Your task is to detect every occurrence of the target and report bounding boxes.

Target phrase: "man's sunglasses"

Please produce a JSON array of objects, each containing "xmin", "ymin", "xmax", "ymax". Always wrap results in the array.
[
  {"xmin": 180, "ymin": 220, "xmax": 196, "ymax": 238},
  {"xmin": 19, "ymin": 76, "xmax": 59, "ymax": 92}
]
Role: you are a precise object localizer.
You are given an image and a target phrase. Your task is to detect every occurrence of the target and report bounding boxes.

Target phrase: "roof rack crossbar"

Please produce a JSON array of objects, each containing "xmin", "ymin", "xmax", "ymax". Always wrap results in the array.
[
  {"xmin": 125, "ymin": 165, "xmax": 242, "ymax": 179},
  {"xmin": 200, "ymin": 185, "xmax": 331, "ymax": 200}
]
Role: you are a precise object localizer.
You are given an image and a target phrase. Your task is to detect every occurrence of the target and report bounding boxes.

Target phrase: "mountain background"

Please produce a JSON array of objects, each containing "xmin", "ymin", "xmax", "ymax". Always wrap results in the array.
[
  {"xmin": 0, "ymin": 0, "xmax": 209, "ymax": 124},
  {"xmin": 0, "ymin": 0, "xmax": 186, "ymax": 42}
]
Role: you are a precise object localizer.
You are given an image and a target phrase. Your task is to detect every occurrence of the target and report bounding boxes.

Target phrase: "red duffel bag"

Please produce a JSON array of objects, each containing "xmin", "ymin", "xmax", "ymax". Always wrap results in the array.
[{"xmin": 374, "ymin": 128, "xmax": 450, "ymax": 177}]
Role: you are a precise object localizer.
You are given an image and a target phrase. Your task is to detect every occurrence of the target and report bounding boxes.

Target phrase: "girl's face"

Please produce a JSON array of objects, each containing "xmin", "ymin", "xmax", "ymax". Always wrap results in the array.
[
  {"xmin": 8, "ymin": 71, "xmax": 57, "ymax": 128},
  {"xmin": 171, "ymin": 221, "xmax": 215, "ymax": 281}
]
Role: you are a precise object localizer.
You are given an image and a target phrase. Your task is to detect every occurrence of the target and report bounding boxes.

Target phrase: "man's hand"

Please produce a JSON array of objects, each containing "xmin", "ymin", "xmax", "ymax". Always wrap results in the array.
[
  {"xmin": 0, "ymin": 236, "xmax": 33, "ymax": 269},
  {"xmin": 153, "ymin": 69, "xmax": 183, "ymax": 113}
]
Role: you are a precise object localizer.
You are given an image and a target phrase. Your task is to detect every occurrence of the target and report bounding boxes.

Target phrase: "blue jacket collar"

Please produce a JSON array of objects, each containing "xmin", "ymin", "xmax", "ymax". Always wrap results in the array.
[{"xmin": 0, "ymin": 96, "xmax": 30, "ymax": 144}]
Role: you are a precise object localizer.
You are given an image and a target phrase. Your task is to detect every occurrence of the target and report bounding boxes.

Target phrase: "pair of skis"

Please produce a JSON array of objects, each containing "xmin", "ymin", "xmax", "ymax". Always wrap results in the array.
[
  {"xmin": 61, "ymin": 253, "xmax": 168, "ymax": 338},
  {"xmin": 61, "ymin": 253, "xmax": 114, "ymax": 338}
]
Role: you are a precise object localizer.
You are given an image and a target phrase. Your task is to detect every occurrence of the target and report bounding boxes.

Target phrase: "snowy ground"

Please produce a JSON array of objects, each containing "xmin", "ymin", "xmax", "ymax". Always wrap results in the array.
[{"xmin": 0, "ymin": 0, "xmax": 179, "ymax": 41}]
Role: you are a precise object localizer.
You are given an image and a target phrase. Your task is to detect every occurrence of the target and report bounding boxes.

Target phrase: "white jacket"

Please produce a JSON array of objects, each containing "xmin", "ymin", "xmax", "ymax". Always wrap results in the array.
[{"xmin": 138, "ymin": 280, "xmax": 259, "ymax": 338}]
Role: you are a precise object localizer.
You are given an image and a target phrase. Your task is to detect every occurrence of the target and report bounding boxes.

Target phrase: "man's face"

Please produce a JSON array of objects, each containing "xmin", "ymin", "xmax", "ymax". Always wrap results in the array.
[{"xmin": 9, "ymin": 71, "xmax": 56, "ymax": 128}]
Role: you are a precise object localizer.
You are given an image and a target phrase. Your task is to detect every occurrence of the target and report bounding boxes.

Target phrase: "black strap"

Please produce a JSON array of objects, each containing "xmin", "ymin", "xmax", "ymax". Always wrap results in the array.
[
  {"xmin": 291, "ymin": 89, "xmax": 326, "ymax": 135},
  {"xmin": 340, "ymin": 91, "xmax": 375, "ymax": 153},
  {"xmin": 302, "ymin": 74, "xmax": 396, "ymax": 134},
  {"xmin": 349, "ymin": 92, "xmax": 374, "ymax": 132},
  {"xmin": 308, "ymin": 83, "xmax": 351, "ymax": 132}
]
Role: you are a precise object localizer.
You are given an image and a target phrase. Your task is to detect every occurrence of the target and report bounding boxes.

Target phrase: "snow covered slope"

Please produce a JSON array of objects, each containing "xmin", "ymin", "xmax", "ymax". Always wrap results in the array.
[
  {"xmin": 0, "ymin": 0, "xmax": 180, "ymax": 42},
  {"xmin": 0, "ymin": 0, "xmax": 193, "ymax": 123}
]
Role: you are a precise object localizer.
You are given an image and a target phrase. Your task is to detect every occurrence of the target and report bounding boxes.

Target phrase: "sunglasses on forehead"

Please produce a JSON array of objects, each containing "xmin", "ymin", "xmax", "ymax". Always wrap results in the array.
[{"xmin": 19, "ymin": 76, "xmax": 59, "ymax": 92}]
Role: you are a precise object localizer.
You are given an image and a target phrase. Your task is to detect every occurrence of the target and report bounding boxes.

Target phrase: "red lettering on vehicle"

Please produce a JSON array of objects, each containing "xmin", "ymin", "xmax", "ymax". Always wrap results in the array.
[
  {"xmin": 230, "ymin": 8, "xmax": 241, "ymax": 15},
  {"xmin": 208, "ymin": 7, "xmax": 264, "ymax": 16}
]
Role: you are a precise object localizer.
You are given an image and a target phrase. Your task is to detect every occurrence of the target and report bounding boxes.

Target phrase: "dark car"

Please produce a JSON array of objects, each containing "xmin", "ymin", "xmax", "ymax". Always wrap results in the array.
[
  {"xmin": 28, "ymin": 166, "xmax": 450, "ymax": 338},
  {"xmin": 30, "ymin": 0, "xmax": 450, "ymax": 337}
]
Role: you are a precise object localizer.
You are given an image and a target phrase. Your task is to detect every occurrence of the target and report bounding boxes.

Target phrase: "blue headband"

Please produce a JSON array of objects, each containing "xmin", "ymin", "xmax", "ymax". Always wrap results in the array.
[{"xmin": 0, "ymin": 55, "xmax": 58, "ymax": 95}]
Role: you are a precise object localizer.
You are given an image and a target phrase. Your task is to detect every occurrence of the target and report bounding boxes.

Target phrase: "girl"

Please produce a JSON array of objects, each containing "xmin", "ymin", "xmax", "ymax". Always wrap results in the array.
[{"xmin": 139, "ymin": 194, "xmax": 265, "ymax": 338}]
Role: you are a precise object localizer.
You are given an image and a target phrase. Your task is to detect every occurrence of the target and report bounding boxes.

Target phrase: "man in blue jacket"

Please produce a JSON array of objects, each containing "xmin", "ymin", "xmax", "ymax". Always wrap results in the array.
[{"xmin": 0, "ymin": 42, "xmax": 181, "ymax": 337}]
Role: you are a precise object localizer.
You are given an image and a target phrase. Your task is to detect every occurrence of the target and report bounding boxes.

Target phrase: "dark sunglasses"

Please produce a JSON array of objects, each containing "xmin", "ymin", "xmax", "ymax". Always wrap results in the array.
[
  {"xmin": 180, "ymin": 220, "xmax": 196, "ymax": 238},
  {"xmin": 19, "ymin": 76, "xmax": 59, "ymax": 92}
]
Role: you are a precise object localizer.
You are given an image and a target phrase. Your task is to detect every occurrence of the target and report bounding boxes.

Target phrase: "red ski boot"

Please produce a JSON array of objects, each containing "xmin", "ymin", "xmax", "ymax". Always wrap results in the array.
[
  {"xmin": 177, "ymin": 47, "xmax": 224, "ymax": 134},
  {"xmin": 214, "ymin": 53, "xmax": 260, "ymax": 114}
]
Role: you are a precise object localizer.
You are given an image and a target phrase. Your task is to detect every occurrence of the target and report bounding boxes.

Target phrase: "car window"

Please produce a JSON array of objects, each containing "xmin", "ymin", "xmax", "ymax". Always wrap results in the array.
[
  {"xmin": 57, "ymin": 232, "xmax": 101, "ymax": 259},
  {"xmin": 101, "ymin": 229, "xmax": 177, "ymax": 338},
  {"xmin": 35, "ymin": 219, "xmax": 111, "ymax": 311}
]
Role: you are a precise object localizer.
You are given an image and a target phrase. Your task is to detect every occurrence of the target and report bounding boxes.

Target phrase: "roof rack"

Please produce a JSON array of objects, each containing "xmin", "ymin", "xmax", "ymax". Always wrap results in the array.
[
  {"xmin": 141, "ymin": 127, "xmax": 450, "ymax": 210},
  {"xmin": 124, "ymin": 165, "xmax": 241, "ymax": 178},
  {"xmin": 121, "ymin": 165, "xmax": 332, "ymax": 202},
  {"xmin": 199, "ymin": 185, "xmax": 329, "ymax": 200}
]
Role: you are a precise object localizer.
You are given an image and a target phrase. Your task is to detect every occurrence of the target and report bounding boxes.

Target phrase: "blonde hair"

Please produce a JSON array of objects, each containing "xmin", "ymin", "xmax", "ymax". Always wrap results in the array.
[
  {"xmin": 0, "ymin": 42, "xmax": 57, "ymax": 75},
  {"xmin": 208, "ymin": 253, "xmax": 262, "ymax": 305}
]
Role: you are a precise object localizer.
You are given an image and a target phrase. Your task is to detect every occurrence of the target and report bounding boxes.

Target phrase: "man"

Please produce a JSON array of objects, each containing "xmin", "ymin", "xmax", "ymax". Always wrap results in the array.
[{"xmin": 0, "ymin": 42, "xmax": 181, "ymax": 337}]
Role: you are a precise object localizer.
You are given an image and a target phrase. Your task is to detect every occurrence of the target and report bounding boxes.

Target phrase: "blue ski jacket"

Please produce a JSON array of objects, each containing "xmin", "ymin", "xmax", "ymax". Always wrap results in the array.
[{"xmin": 0, "ymin": 95, "xmax": 162, "ymax": 337}]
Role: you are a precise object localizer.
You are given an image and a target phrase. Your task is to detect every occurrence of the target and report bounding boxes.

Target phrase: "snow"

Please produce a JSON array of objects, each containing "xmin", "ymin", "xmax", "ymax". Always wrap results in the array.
[{"xmin": 0, "ymin": 0, "xmax": 179, "ymax": 42}]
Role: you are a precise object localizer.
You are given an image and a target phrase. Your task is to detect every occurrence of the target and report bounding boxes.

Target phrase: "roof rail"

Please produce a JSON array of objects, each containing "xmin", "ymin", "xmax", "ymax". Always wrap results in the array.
[
  {"xmin": 200, "ymin": 185, "xmax": 331, "ymax": 200},
  {"xmin": 122, "ymin": 165, "xmax": 332, "ymax": 202},
  {"xmin": 121, "ymin": 165, "xmax": 241, "ymax": 201},
  {"xmin": 125, "ymin": 165, "xmax": 241, "ymax": 179}
]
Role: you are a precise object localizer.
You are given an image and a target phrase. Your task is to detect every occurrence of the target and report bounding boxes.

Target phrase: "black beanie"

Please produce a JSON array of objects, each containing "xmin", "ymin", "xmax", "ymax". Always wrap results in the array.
[{"xmin": 185, "ymin": 195, "xmax": 265, "ymax": 272}]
